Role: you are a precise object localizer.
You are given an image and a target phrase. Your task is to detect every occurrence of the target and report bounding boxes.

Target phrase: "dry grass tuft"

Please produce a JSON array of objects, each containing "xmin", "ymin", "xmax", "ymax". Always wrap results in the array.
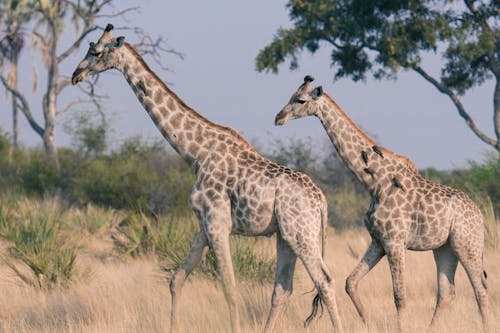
[{"xmin": 0, "ymin": 226, "xmax": 498, "ymax": 332}]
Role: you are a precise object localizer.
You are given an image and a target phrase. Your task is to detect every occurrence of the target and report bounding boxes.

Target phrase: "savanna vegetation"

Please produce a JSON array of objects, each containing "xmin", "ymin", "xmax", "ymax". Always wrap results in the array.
[
  {"xmin": 0, "ymin": 1, "xmax": 498, "ymax": 331},
  {"xmin": 0, "ymin": 126, "xmax": 498, "ymax": 331}
]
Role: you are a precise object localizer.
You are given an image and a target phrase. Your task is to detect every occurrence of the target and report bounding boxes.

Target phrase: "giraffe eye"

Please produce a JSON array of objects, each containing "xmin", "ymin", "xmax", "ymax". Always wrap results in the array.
[
  {"xmin": 90, "ymin": 51, "xmax": 102, "ymax": 57},
  {"xmin": 296, "ymin": 99, "xmax": 306, "ymax": 104}
]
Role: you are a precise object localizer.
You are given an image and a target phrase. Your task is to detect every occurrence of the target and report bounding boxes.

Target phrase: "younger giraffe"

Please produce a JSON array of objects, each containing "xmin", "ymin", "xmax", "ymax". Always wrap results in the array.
[
  {"xmin": 274, "ymin": 76, "xmax": 492, "ymax": 332},
  {"xmin": 71, "ymin": 26, "xmax": 344, "ymax": 333}
]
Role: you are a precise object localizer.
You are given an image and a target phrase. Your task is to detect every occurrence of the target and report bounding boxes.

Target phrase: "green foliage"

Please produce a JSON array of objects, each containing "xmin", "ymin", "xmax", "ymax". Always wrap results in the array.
[
  {"xmin": 63, "ymin": 110, "xmax": 109, "ymax": 158},
  {"xmin": 326, "ymin": 185, "xmax": 369, "ymax": 229},
  {"xmin": 0, "ymin": 129, "xmax": 10, "ymax": 153},
  {"xmin": 19, "ymin": 151, "xmax": 60, "ymax": 194},
  {"xmin": 257, "ymin": 0, "xmax": 498, "ymax": 90},
  {"xmin": 257, "ymin": 0, "xmax": 500, "ymax": 150},
  {"xmin": 73, "ymin": 154, "xmax": 159, "ymax": 210},
  {"xmin": 229, "ymin": 236, "xmax": 275, "ymax": 282},
  {"xmin": 73, "ymin": 203, "xmax": 123, "ymax": 235},
  {"xmin": 0, "ymin": 198, "xmax": 80, "ymax": 290},
  {"xmin": 113, "ymin": 213, "xmax": 275, "ymax": 282},
  {"xmin": 0, "ymin": 136, "xmax": 194, "ymax": 215},
  {"xmin": 466, "ymin": 153, "xmax": 500, "ymax": 215}
]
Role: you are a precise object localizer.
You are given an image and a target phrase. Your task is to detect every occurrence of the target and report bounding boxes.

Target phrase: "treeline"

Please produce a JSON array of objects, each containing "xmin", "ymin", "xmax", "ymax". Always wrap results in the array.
[{"xmin": 0, "ymin": 130, "xmax": 498, "ymax": 229}]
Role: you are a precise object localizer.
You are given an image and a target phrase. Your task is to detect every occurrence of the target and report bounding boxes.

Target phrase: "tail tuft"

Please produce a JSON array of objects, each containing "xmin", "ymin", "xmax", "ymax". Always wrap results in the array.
[{"xmin": 304, "ymin": 293, "xmax": 324, "ymax": 327}]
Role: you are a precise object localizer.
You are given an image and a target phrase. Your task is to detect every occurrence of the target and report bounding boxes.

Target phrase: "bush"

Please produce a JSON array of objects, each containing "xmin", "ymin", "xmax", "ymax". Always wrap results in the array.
[
  {"xmin": 326, "ymin": 185, "xmax": 370, "ymax": 229},
  {"xmin": 19, "ymin": 151, "xmax": 61, "ymax": 195},
  {"xmin": 112, "ymin": 212, "xmax": 275, "ymax": 282},
  {"xmin": 0, "ymin": 197, "xmax": 81, "ymax": 290},
  {"xmin": 466, "ymin": 154, "xmax": 500, "ymax": 216}
]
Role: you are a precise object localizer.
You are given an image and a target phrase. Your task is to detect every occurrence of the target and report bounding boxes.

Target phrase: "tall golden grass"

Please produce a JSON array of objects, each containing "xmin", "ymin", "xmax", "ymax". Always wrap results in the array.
[{"xmin": 0, "ymin": 226, "xmax": 497, "ymax": 333}]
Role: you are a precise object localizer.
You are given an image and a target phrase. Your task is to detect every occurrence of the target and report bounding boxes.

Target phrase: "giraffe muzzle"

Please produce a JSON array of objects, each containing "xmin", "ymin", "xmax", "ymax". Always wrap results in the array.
[
  {"xmin": 71, "ymin": 68, "xmax": 87, "ymax": 85},
  {"xmin": 274, "ymin": 111, "xmax": 287, "ymax": 126}
]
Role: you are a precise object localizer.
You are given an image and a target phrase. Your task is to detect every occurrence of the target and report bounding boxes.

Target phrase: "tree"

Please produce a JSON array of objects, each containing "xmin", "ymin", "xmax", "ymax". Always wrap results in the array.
[
  {"xmin": 0, "ymin": 0, "xmax": 33, "ymax": 149},
  {"xmin": 256, "ymin": 0, "xmax": 500, "ymax": 151},
  {"xmin": 63, "ymin": 108, "xmax": 108, "ymax": 158},
  {"xmin": 0, "ymin": 0, "xmax": 181, "ymax": 171}
]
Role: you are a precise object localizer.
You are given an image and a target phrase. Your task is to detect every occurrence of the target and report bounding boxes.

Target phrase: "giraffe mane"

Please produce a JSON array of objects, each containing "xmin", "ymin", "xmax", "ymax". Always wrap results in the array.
[
  {"xmin": 123, "ymin": 43, "xmax": 254, "ymax": 149},
  {"xmin": 323, "ymin": 92, "xmax": 418, "ymax": 173}
]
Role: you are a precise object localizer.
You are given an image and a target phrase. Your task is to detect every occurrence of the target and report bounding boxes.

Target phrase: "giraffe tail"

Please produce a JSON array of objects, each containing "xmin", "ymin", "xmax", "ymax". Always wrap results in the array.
[{"xmin": 304, "ymin": 197, "xmax": 330, "ymax": 327}]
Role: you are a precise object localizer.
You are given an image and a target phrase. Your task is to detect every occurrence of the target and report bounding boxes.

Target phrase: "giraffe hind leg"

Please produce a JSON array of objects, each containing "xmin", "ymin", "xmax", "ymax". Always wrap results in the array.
[
  {"xmin": 292, "ymin": 246, "xmax": 344, "ymax": 333},
  {"xmin": 430, "ymin": 243, "xmax": 458, "ymax": 327},
  {"xmin": 451, "ymin": 238, "xmax": 492, "ymax": 333},
  {"xmin": 263, "ymin": 233, "xmax": 297, "ymax": 333}
]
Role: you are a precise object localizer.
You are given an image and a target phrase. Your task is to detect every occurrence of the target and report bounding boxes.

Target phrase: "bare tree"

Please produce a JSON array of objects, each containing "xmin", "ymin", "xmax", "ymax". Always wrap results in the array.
[
  {"xmin": 0, "ymin": 0, "xmax": 181, "ymax": 171},
  {"xmin": 0, "ymin": 0, "xmax": 32, "ymax": 149}
]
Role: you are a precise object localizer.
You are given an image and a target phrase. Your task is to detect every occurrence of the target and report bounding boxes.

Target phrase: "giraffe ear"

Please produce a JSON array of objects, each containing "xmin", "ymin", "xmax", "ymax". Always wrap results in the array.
[
  {"xmin": 116, "ymin": 36, "xmax": 125, "ymax": 48},
  {"xmin": 311, "ymin": 86, "xmax": 323, "ymax": 99}
]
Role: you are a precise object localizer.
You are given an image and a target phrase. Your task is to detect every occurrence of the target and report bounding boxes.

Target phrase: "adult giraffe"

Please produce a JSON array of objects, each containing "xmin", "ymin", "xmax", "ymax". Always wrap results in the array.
[
  {"xmin": 274, "ymin": 76, "xmax": 492, "ymax": 332},
  {"xmin": 72, "ymin": 26, "xmax": 344, "ymax": 333}
]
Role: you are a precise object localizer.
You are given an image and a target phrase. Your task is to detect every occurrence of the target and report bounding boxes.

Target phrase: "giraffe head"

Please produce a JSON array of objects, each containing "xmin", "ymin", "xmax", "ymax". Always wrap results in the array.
[
  {"xmin": 275, "ymin": 75, "xmax": 323, "ymax": 126},
  {"xmin": 71, "ymin": 24, "xmax": 125, "ymax": 85}
]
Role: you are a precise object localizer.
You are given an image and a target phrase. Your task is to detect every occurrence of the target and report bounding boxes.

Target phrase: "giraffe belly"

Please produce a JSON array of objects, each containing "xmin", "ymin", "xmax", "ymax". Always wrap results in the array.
[
  {"xmin": 406, "ymin": 216, "xmax": 450, "ymax": 250},
  {"xmin": 230, "ymin": 192, "xmax": 277, "ymax": 236}
]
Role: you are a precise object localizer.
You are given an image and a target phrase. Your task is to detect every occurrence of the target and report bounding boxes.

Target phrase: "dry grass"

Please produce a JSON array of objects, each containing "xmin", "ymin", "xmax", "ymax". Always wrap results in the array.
[{"xmin": 0, "ymin": 227, "xmax": 498, "ymax": 333}]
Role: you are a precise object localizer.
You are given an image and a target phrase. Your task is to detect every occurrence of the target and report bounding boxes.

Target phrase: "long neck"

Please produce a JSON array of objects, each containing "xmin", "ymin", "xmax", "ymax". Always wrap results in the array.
[
  {"xmin": 116, "ymin": 43, "xmax": 248, "ymax": 166},
  {"xmin": 316, "ymin": 93, "xmax": 415, "ymax": 193}
]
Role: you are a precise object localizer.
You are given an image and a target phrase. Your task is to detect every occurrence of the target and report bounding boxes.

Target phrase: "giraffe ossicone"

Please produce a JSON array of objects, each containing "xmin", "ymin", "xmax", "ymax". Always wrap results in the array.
[
  {"xmin": 72, "ymin": 26, "xmax": 345, "ymax": 333},
  {"xmin": 276, "ymin": 75, "xmax": 492, "ymax": 333}
]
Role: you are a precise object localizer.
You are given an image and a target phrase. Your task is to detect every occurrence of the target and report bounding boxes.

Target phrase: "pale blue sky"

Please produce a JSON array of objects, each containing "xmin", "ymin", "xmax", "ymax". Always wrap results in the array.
[{"xmin": 0, "ymin": 0, "xmax": 495, "ymax": 169}]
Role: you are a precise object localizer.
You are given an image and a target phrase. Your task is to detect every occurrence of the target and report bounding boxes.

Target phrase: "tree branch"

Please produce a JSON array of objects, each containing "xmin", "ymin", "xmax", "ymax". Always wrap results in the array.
[
  {"xmin": 412, "ymin": 65, "xmax": 497, "ymax": 147},
  {"xmin": 118, "ymin": 27, "xmax": 184, "ymax": 71},
  {"xmin": 0, "ymin": 75, "xmax": 44, "ymax": 136},
  {"xmin": 57, "ymin": 98, "xmax": 99, "ymax": 116},
  {"xmin": 464, "ymin": 0, "xmax": 500, "ymax": 75},
  {"xmin": 57, "ymin": 26, "xmax": 98, "ymax": 63},
  {"xmin": 96, "ymin": 6, "xmax": 139, "ymax": 18}
]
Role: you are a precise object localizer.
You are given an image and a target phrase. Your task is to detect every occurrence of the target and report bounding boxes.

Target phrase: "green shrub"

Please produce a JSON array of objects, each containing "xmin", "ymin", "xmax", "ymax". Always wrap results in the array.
[
  {"xmin": 466, "ymin": 154, "xmax": 500, "ymax": 216},
  {"xmin": 19, "ymin": 151, "xmax": 60, "ymax": 195},
  {"xmin": 326, "ymin": 185, "xmax": 370, "ymax": 229},
  {"xmin": 229, "ymin": 236, "xmax": 275, "ymax": 282},
  {"xmin": 0, "ymin": 198, "xmax": 80, "ymax": 290},
  {"xmin": 113, "ymin": 212, "xmax": 275, "ymax": 282},
  {"xmin": 73, "ymin": 156, "xmax": 159, "ymax": 210},
  {"xmin": 72, "ymin": 203, "xmax": 123, "ymax": 235}
]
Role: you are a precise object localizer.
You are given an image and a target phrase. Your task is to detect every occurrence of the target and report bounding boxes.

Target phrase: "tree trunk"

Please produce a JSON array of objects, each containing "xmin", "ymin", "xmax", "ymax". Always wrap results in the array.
[
  {"xmin": 10, "ymin": 57, "xmax": 19, "ymax": 148},
  {"xmin": 494, "ymin": 76, "xmax": 500, "ymax": 151},
  {"xmin": 42, "ymin": 25, "xmax": 60, "ymax": 173}
]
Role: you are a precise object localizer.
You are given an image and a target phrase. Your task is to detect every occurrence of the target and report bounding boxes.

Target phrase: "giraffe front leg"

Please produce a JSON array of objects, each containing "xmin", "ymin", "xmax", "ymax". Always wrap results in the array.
[
  {"xmin": 385, "ymin": 242, "xmax": 408, "ymax": 333},
  {"xmin": 263, "ymin": 234, "xmax": 297, "ymax": 333},
  {"xmin": 169, "ymin": 231, "xmax": 208, "ymax": 333},
  {"xmin": 345, "ymin": 239, "xmax": 385, "ymax": 324},
  {"xmin": 205, "ymin": 213, "xmax": 241, "ymax": 333}
]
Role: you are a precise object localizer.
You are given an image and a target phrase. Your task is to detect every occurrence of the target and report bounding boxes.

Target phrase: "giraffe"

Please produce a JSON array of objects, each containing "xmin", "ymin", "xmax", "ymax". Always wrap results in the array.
[
  {"xmin": 71, "ymin": 25, "xmax": 344, "ymax": 333},
  {"xmin": 274, "ymin": 76, "xmax": 492, "ymax": 332}
]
